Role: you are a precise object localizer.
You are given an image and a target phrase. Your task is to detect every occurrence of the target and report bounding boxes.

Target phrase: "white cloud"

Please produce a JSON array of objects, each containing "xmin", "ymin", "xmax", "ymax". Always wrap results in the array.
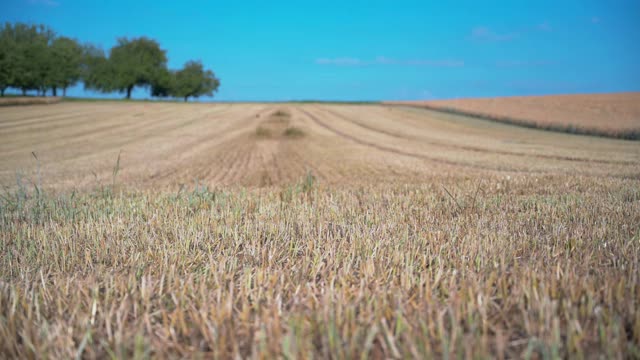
[
  {"xmin": 537, "ymin": 22, "xmax": 552, "ymax": 32},
  {"xmin": 315, "ymin": 57, "xmax": 362, "ymax": 66},
  {"xmin": 374, "ymin": 56, "xmax": 395, "ymax": 65},
  {"xmin": 470, "ymin": 26, "xmax": 519, "ymax": 42}
]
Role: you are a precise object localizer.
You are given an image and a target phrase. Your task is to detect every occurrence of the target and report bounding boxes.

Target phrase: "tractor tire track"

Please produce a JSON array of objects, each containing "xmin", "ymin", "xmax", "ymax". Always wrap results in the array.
[{"xmin": 299, "ymin": 107, "xmax": 536, "ymax": 174}]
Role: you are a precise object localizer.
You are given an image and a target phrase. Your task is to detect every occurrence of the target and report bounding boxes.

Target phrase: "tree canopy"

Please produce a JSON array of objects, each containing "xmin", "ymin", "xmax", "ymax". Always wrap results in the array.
[
  {"xmin": 79, "ymin": 44, "xmax": 109, "ymax": 92},
  {"xmin": 154, "ymin": 61, "xmax": 220, "ymax": 102},
  {"xmin": 49, "ymin": 37, "xmax": 84, "ymax": 96},
  {"xmin": 0, "ymin": 22, "xmax": 221, "ymax": 100},
  {"xmin": 0, "ymin": 23, "xmax": 55, "ymax": 96},
  {"xmin": 0, "ymin": 23, "xmax": 16, "ymax": 96},
  {"xmin": 101, "ymin": 37, "xmax": 168, "ymax": 99}
]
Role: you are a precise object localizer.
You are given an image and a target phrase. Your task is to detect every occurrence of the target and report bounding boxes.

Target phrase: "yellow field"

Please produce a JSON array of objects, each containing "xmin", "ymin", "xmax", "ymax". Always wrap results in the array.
[
  {"xmin": 389, "ymin": 92, "xmax": 640, "ymax": 139},
  {"xmin": 1, "ymin": 102, "xmax": 639, "ymax": 358},
  {"xmin": 1, "ymin": 102, "xmax": 638, "ymax": 188}
]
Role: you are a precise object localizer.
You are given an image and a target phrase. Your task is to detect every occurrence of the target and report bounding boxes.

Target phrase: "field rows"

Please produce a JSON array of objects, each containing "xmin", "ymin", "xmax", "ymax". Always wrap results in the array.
[
  {"xmin": 390, "ymin": 92, "xmax": 640, "ymax": 139},
  {"xmin": 1, "ymin": 102, "xmax": 639, "ymax": 190},
  {"xmin": 1, "ymin": 101, "xmax": 639, "ymax": 358}
]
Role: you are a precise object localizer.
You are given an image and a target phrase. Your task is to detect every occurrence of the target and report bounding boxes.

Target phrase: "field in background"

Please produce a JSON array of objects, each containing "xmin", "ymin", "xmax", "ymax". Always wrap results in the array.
[
  {"xmin": 2, "ymin": 101, "xmax": 639, "ymax": 188},
  {"xmin": 388, "ymin": 92, "xmax": 640, "ymax": 139},
  {"xmin": 1, "ymin": 102, "xmax": 639, "ymax": 358}
]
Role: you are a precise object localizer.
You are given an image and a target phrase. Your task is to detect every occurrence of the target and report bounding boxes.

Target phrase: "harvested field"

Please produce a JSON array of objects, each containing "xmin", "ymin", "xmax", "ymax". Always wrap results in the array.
[
  {"xmin": 1, "ymin": 101, "xmax": 639, "ymax": 188},
  {"xmin": 388, "ymin": 92, "xmax": 640, "ymax": 139},
  {"xmin": 1, "ymin": 101, "xmax": 639, "ymax": 358}
]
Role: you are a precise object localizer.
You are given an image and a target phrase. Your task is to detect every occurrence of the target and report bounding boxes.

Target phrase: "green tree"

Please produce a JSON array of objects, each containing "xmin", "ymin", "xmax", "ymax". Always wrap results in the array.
[
  {"xmin": 104, "ymin": 37, "xmax": 168, "ymax": 99},
  {"xmin": 172, "ymin": 60, "xmax": 220, "ymax": 102},
  {"xmin": 34, "ymin": 30, "xmax": 56, "ymax": 96},
  {"xmin": 0, "ymin": 22, "xmax": 221, "ymax": 101},
  {"xmin": 7, "ymin": 23, "xmax": 34, "ymax": 95},
  {"xmin": 150, "ymin": 68, "xmax": 175, "ymax": 98},
  {"xmin": 4, "ymin": 23, "xmax": 56, "ymax": 96},
  {"xmin": 49, "ymin": 36, "xmax": 83, "ymax": 96},
  {"xmin": 0, "ymin": 23, "xmax": 17, "ymax": 96},
  {"xmin": 80, "ymin": 44, "xmax": 110, "ymax": 92}
]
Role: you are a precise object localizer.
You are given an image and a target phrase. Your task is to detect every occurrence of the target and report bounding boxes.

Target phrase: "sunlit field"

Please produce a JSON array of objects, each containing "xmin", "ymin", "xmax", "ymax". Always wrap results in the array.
[
  {"xmin": 1, "ymin": 102, "xmax": 639, "ymax": 358},
  {"xmin": 389, "ymin": 92, "xmax": 640, "ymax": 140}
]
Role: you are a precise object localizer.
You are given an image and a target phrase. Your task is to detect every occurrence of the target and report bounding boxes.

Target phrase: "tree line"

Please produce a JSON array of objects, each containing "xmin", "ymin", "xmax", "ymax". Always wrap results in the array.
[{"xmin": 0, "ymin": 22, "xmax": 219, "ymax": 101}]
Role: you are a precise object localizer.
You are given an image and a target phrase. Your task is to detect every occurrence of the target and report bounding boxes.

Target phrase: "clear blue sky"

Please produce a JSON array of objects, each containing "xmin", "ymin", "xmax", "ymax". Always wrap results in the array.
[{"xmin": 2, "ymin": 0, "xmax": 639, "ymax": 101}]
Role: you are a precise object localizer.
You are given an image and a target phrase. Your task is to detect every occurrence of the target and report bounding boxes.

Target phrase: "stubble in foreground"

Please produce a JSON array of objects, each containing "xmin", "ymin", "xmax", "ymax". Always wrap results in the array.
[{"xmin": 1, "ymin": 176, "xmax": 638, "ymax": 358}]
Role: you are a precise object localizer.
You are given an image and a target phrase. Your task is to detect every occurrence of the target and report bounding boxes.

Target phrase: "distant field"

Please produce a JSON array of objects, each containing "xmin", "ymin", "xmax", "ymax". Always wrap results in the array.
[
  {"xmin": 1, "ymin": 101, "xmax": 639, "ymax": 189},
  {"xmin": 1, "ymin": 102, "xmax": 639, "ymax": 358},
  {"xmin": 388, "ymin": 92, "xmax": 640, "ymax": 139}
]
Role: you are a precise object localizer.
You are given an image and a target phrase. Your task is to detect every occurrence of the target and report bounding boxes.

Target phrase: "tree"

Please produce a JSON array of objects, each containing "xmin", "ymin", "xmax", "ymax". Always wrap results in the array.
[
  {"xmin": 49, "ymin": 36, "xmax": 83, "ymax": 96},
  {"xmin": 1, "ymin": 23, "xmax": 56, "ymax": 96},
  {"xmin": 105, "ymin": 37, "xmax": 168, "ymax": 99},
  {"xmin": 150, "ymin": 68, "xmax": 175, "ymax": 98},
  {"xmin": 80, "ymin": 44, "xmax": 110, "ymax": 92},
  {"xmin": 0, "ymin": 22, "xmax": 222, "ymax": 101},
  {"xmin": 172, "ymin": 60, "xmax": 220, "ymax": 102},
  {"xmin": 0, "ymin": 23, "xmax": 17, "ymax": 96},
  {"xmin": 33, "ymin": 28, "xmax": 56, "ymax": 96}
]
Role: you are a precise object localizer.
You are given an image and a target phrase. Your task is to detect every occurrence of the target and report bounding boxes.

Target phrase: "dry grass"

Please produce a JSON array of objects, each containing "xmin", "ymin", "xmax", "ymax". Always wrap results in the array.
[
  {"xmin": 283, "ymin": 126, "xmax": 305, "ymax": 138},
  {"xmin": 388, "ymin": 92, "xmax": 640, "ymax": 140},
  {"xmin": 1, "ymin": 102, "xmax": 639, "ymax": 358},
  {"xmin": 0, "ymin": 96, "xmax": 63, "ymax": 107},
  {"xmin": 1, "ymin": 176, "xmax": 638, "ymax": 358},
  {"xmin": 255, "ymin": 126, "xmax": 272, "ymax": 138},
  {"xmin": 2, "ymin": 102, "xmax": 639, "ymax": 188},
  {"xmin": 272, "ymin": 109, "xmax": 291, "ymax": 118},
  {"xmin": 254, "ymin": 110, "xmax": 305, "ymax": 140}
]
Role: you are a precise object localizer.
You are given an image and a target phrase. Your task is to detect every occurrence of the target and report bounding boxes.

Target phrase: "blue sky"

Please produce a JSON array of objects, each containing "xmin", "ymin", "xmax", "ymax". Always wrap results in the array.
[{"xmin": 2, "ymin": 0, "xmax": 639, "ymax": 101}]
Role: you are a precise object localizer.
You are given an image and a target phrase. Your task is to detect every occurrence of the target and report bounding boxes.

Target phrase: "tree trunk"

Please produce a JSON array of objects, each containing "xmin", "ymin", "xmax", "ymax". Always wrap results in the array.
[
  {"xmin": 63, "ymin": 87, "xmax": 67, "ymax": 97},
  {"xmin": 0, "ymin": 88, "xmax": 4, "ymax": 97},
  {"xmin": 22, "ymin": 88, "xmax": 26, "ymax": 96},
  {"xmin": 52, "ymin": 87, "xmax": 57, "ymax": 97},
  {"xmin": 184, "ymin": 96, "xmax": 188, "ymax": 102},
  {"xmin": 126, "ymin": 86, "xmax": 133, "ymax": 99}
]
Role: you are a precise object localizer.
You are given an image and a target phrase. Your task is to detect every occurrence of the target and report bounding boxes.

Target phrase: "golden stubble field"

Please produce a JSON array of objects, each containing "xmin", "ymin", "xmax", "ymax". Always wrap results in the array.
[
  {"xmin": 1, "ymin": 101, "xmax": 639, "ymax": 358},
  {"xmin": 390, "ymin": 92, "xmax": 640, "ymax": 139},
  {"xmin": 1, "ymin": 101, "xmax": 639, "ymax": 188}
]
